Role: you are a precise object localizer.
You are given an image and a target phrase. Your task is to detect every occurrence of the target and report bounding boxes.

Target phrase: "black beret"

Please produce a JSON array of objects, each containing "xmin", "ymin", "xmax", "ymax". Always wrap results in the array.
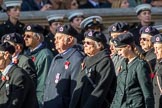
[
  {"xmin": 112, "ymin": 32, "xmax": 134, "ymax": 47},
  {"xmin": 0, "ymin": 42, "xmax": 15, "ymax": 54},
  {"xmin": 1, "ymin": 33, "xmax": 24, "ymax": 44},
  {"xmin": 56, "ymin": 24, "xmax": 77, "ymax": 38},
  {"xmin": 24, "ymin": 24, "xmax": 44, "ymax": 34},
  {"xmin": 84, "ymin": 31, "xmax": 107, "ymax": 44},
  {"xmin": 108, "ymin": 22, "xmax": 129, "ymax": 33},
  {"xmin": 151, "ymin": 33, "xmax": 162, "ymax": 43},
  {"xmin": 140, "ymin": 26, "xmax": 159, "ymax": 36}
]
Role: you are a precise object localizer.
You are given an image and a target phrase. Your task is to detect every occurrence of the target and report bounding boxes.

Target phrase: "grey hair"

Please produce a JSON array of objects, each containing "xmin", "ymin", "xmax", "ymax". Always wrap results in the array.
[{"xmin": 33, "ymin": 33, "xmax": 44, "ymax": 42}]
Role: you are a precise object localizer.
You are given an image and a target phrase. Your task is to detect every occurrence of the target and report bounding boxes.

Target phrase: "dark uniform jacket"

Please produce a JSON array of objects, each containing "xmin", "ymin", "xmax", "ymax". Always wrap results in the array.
[
  {"xmin": 44, "ymin": 32, "xmax": 58, "ymax": 56},
  {"xmin": 110, "ymin": 57, "xmax": 154, "ymax": 108},
  {"xmin": 153, "ymin": 60, "xmax": 162, "ymax": 108},
  {"xmin": 43, "ymin": 46, "xmax": 84, "ymax": 108},
  {"xmin": 144, "ymin": 48, "xmax": 156, "ymax": 71},
  {"xmin": 24, "ymin": 42, "xmax": 53, "ymax": 108},
  {"xmin": 17, "ymin": 54, "xmax": 37, "ymax": 85},
  {"xmin": 0, "ymin": 19, "xmax": 25, "ymax": 39},
  {"xmin": 0, "ymin": 64, "xmax": 38, "ymax": 108},
  {"xmin": 69, "ymin": 49, "xmax": 116, "ymax": 108}
]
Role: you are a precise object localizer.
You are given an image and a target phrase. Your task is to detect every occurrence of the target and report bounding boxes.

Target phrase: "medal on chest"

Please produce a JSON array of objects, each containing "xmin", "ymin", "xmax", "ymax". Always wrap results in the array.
[{"xmin": 55, "ymin": 73, "xmax": 61, "ymax": 84}]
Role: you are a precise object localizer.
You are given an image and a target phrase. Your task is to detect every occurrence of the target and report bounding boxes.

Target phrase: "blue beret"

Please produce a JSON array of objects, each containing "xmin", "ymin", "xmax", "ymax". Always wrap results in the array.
[
  {"xmin": 151, "ymin": 33, "xmax": 162, "ymax": 43},
  {"xmin": 24, "ymin": 24, "xmax": 44, "ymax": 34},
  {"xmin": 108, "ymin": 22, "xmax": 129, "ymax": 33},
  {"xmin": 1, "ymin": 33, "xmax": 24, "ymax": 44},
  {"xmin": 56, "ymin": 24, "xmax": 77, "ymax": 38},
  {"xmin": 112, "ymin": 32, "xmax": 134, "ymax": 47},
  {"xmin": 140, "ymin": 26, "xmax": 159, "ymax": 36},
  {"xmin": 84, "ymin": 31, "xmax": 107, "ymax": 44},
  {"xmin": 0, "ymin": 42, "xmax": 15, "ymax": 54}
]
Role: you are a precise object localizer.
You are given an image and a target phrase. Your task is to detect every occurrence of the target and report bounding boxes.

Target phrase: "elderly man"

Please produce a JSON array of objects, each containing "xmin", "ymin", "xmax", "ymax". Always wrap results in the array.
[
  {"xmin": 1, "ymin": 33, "xmax": 37, "ymax": 85},
  {"xmin": 0, "ymin": 42, "xmax": 38, "ymax": 108},
  {"xmin": 23, "ymin": 24, "xmax": 53, "ymax": 108},
  {"xmin": 43, "ymin": 24, "xmax": 84, "ymax": 108}
]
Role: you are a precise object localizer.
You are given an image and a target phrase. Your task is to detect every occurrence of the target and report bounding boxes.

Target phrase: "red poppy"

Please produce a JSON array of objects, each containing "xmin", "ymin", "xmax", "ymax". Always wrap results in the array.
[
  {"xmin": 31, "ymin": 56, "xmax": 36, "ymax": 62},
  {"xmin": 1, "ymin": 76, "xmax": 6, "ymax": 81},
  {"xmin": 13, "ymin": 58, "xmax": 19, "ymax": 64},
  {"xmin": 150, "ymin": 73, "xmax": 155, "ymax": 79},
  {"xmin": 64, "ymin": 61, "xmax": 70, "ymax": 69}
]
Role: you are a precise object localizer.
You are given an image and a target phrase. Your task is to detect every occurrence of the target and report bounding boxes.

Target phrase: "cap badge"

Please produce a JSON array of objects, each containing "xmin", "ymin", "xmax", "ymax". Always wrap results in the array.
[
  {"xmin": 93, "ymin": 18, "xmax": 97, "ymax": 24},
  {"xmin": 6, "ymin": 35, "xmax": 10, "ymax": 41},
  {"xmin": 145, "ymin": 27, "xmax": 150, "ymax": 33},
  {"xmin": 88, "ymin": 31, "xmax": 93, "ymax": 37},
  {"xmin": 59, "ymin": 27, "xmax": 63, "ymax": 32},
  {"xmin": 113, "ymin": 40, "xmax": 118, "ymax": 46},
  {"xmin": 27, "ymin": 26, "xmax": 31, "ymax": 30},
  {"xmin": 112, "ymin": 26, "xmax": 116, "ymax": 32},
  {"xmin": 156, "ymin": 37, "xmax": 160, "ymax": 42}
]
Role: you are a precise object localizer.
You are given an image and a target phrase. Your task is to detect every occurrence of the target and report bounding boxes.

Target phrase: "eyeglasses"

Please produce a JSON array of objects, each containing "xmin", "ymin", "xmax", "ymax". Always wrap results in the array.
[
  {"xmin": 140, "ymin": 37, "xmax": 150, "ymax": 41},
  {"xmin": 83, "ymin": 41, "xmax": 94, "ymax": 45},
  {"xmin": 23, "ymin": 34, "xmax": 33, "ymax": 38}
]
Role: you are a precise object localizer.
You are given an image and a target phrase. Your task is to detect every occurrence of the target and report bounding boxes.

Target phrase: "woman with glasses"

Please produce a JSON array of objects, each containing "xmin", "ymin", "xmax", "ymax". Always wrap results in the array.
[
  {"xmin": 69, "ymin": 31, "xmax": 116, "ymax": 108},
  {"xmin": 110, "ymin": 32, "xmax": 154, "ymax": 108},
  {"xmin": 139, "ymin": 26, "xmax": 159, "ymax": 72}
]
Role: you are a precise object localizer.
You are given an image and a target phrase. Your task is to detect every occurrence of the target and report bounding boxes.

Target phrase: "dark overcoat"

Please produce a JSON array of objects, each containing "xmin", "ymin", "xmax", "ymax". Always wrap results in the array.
[
  {"xmin": 0, "ymin": 64, "xmax": 38, "ymax": 108},
  {"xmin": 69, "ymin": 49, "xmax": 116, "ymax": 108},
  {"xmin": 43, "ymin": 46, "xmax": 84, "ymax": 108}
]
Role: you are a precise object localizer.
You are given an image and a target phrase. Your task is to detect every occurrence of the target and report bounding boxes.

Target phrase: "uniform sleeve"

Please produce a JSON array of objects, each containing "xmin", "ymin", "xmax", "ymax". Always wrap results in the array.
[
  {"xmin": 137, "ymin": 62, "xmax": 155, "ymax": 108},
  {"xmin": 70, "ymin": 54, "xmax": 83, "ymax": 96},
  {"xmin": 84, "ymin": 59, "xmax": 116, "ymax": 108},
  {"xmin": 7, "ymin": 70, "xmax": 29, "ymax": 108},
  {"xmin": 36, "ymin": 54, "xmax": 53, "ymax": 106}
]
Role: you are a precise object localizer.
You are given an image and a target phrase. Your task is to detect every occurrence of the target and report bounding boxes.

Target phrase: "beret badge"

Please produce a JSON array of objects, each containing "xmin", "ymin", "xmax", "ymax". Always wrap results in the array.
[
  {"xmin": 6, "ymin": 35, "xmax": 10, "ymax": 41},
  {"xmin": 113, "ymin": 40, "xmax": 118, "ymax": 46},
  {"xmin": 112, "ymin": 26, "xmax": 117, "ymax": 32},
  {"xmin": 145, "ymin": 27, "xmax": 150, "ymax": 33},
  {"xmin": 59, "ymin": 27, "xmax": 64, "ymax": 32},
  {"xmin": 88, "ymin": 31, "xmax": 93, "ymax": 36},
  {"xmin": 156, "ymin": 37, "xmax": 160, "ymax": 42},
  {"xmin": 27, "ymin": 26, "xmax": 31, "ymax": 30}
]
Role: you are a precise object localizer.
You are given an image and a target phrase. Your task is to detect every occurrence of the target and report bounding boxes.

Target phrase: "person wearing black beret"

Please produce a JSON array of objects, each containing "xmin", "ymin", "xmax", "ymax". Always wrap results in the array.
[
  {"xmin": 69, "ymin": 31, "xmax": 116, "ymax": 108},
  {"xmin": 151, "ymin": 33, "xmax": 162, "ymax": 108},
  {"xmin": 108, "ymin": 22, "xmax": 130, "ymax": 75},
  {"xmin": 0, "ymin": 0, "xmax": 25, "ymax": 40},
  {"xmin": 0, "ymin": 42, "xmax": 38, "ymax": 108},
  {"xmin": 1, "ymin": 32, "xmax": 37, "ymax": 86},
  {"xmin": 110, "ymin": 32, "xmax": 154, "ymax": 108},
  {"xmin": 43, "ymin": 24, "xmax": 84, "ymax": 108},
  {"xmin": 139, "ymin": 26, "xmax": 159, "ymax": 72},
  {"xmin": 23, "ymin": 24, "xmax": 54, "ymax": 108}
]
